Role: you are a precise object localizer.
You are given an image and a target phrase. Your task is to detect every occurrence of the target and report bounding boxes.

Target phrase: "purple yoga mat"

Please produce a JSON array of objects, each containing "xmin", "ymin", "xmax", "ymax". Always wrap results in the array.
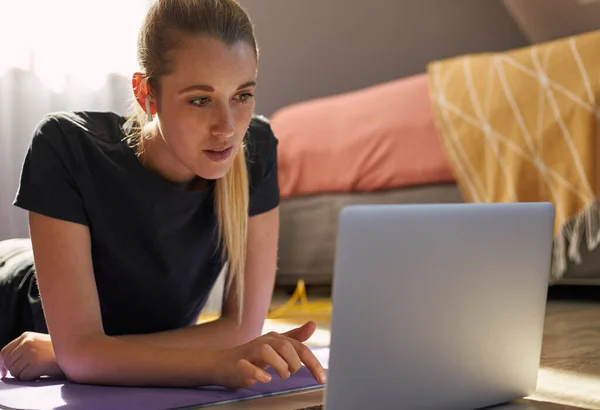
[{"xmin": 0, "ymin": 366, "xmax": 324, "ymax": 410}]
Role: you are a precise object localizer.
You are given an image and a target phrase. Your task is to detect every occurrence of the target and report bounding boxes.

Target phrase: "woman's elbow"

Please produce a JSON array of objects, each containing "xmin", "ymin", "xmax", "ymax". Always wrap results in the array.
[
  {"xmin": 63, "ymin": 367, "xmax": 92, "ymax": 384},
  {"xmin": 54, "ymin": 337, "xmax": 104, "ymax": 384},
  {"xmin": 57, "ymin": 353, "xmax": 96, "ymax": 384}
]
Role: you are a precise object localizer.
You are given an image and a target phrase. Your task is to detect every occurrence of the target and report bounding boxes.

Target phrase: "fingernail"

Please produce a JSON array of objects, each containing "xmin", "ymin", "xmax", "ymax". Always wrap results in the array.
[
  {"xmin": 262, "ymin": 373, "xmax": 272, "ymax": 383},
  {"xmin": 320, "ymin": 371, "xmax": 327, "ymax": 383}
]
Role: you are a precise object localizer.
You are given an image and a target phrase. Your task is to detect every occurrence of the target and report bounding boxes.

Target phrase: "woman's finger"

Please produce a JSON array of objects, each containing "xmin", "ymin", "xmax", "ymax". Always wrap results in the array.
[
  {"xmin": 0, "ymin": 357, "xmax": 7, "ymax": 378},
  {"xmin": 282, "ymin": 321, "xmax": 316, "ymax": 343},
  {"xmin": 257, "ymin": 343, "xmax": 291, "ymax": 379},
  {"xmin": 288, "ymin": 339, "xmax": 327, "ymax": 384},
  {"xmin": 237, "ymin": 358, "xmax": 271, "ymax": 385},
  {"xmin": 0, "ymin": 336, "xmax": 22, "ymax": 364},
  {"xmin": 270, "ymin": 338, "xmax": 303, "ymax": 375},
  {"xmin": 2, "ymin": 342, "xmax": 24, "ymax": 371},
  {"xmin": 18, "ymin": 364, "xmax": 39, "ymax": 382},
  {"xmin": 7, "ymin": 357, "xmax": 28, "ymax": 380}
]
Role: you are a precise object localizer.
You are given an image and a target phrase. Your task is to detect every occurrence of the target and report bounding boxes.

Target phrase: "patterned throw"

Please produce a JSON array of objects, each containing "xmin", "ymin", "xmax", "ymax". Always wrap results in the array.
[{"xmin": 427, "ymin": 30, "xmax": 600, "ymax": 281}]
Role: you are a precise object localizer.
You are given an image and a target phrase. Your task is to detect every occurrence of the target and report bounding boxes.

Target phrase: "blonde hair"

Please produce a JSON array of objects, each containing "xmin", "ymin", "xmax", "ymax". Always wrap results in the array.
[{"xmin": 124, "ymin": 0, "xmax": 258, "ymax": 320}]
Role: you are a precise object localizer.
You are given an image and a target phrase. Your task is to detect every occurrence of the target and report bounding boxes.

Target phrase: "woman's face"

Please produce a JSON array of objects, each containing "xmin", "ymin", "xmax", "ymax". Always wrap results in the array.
[{"xmin": 152, "ymin": 36, "xmax": 257, "ymax": 181}]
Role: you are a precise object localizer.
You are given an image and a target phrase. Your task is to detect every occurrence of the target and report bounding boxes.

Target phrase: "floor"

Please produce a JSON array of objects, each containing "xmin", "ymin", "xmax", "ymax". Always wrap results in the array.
[
  {"xmin": 253, "ymin": 284, "xmax": 600, "ymax": 409},
  {"xmin": 529, "ymin": 286, "xmax": 600, "ymax": 408}
]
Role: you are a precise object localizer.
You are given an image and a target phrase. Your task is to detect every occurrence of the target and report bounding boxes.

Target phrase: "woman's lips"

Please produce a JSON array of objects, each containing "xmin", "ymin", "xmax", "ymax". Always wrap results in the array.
[{"xmin": 203, "ymin": 146, "xmax": 233, "ymax": 162}]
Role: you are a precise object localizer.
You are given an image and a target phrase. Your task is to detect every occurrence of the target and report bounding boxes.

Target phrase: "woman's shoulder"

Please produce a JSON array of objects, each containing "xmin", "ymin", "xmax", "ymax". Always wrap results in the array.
[
  {"xmin": 247, "ymin": 114, "xmax": 274, "ymax": 140},
  {"xmin": 245, "ymin": 114, "xmax": 280, "ymax": 214},
  {"xmin": 31, "ymin": 111, "xmax": 126, "ymax": 146},
  {"xmin": 14, "ymin": 111, "xmax": 127, "ymax": 226},
  {"xmin": 27, "ymin": 111, "xmax": 129, "ymax": 173},
  {"xmin": 246, "ymin": 114, "xmax": 277, "ymax": 162}
]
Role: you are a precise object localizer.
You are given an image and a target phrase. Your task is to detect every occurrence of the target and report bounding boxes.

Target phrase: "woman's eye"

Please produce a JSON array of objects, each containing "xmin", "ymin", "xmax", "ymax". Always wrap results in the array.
[
  {"xmin": 237, "ymin": 92, "xmax": 255, "ymax": 103},
  {"xmin": 190, "ymin": 97, "xmax": 210, "ymax": 106}
]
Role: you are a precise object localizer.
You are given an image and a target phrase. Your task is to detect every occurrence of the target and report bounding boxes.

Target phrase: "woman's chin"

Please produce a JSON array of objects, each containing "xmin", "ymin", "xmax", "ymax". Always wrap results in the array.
[{"xmin": 194, "ymin": 164, "xmax": 232, "ymax": 181}]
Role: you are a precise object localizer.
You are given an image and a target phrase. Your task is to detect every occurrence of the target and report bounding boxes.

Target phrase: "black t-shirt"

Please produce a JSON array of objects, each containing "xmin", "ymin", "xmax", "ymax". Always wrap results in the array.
[{"xmin": 13, "ymin": 111, "xmax": 279, "ymax": 336}]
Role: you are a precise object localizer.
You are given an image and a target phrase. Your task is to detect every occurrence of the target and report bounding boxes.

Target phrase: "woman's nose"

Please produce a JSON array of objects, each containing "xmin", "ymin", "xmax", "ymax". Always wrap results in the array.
[{"xmin": 211, "ymin": 107, "xmax": 235, "ymax": 140}]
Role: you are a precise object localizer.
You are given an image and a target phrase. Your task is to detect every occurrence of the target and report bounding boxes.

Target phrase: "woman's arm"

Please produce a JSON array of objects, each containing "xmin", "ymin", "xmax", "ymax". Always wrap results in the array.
[
  {"xmin": 8, "ymin": 209, "xmax": 323, "ymax": 387},
  {"xmin": 117, "ymin": 206, "xmax": 282, "ymax": 349},
  {"xmin": 19, "ymin": 211, "xmax": 220, "ymax": 386},
  {"xmin": 2, "ymin": 208, "xmax": 324, "ymax": 386}
]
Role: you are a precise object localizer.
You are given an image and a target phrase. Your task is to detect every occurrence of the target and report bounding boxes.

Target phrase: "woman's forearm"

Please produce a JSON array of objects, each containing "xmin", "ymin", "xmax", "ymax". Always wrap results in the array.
[
  {"xmin": 59, "ymin": 335, "xmax": 219, "ymax": 387},
  {"xmin": 115, "ymin": 317, "xmax": 259, "ymax": 350}
]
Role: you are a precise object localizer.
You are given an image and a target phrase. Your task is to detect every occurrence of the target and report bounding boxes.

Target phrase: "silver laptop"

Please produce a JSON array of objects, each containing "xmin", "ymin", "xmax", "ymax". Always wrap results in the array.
[{"xmin": 323, "ymin": 202, "xmax": 555, "ymax": 410}]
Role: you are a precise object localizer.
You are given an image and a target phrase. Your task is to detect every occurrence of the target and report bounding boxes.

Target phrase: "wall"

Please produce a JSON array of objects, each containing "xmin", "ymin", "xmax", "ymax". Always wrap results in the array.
[
  {"xmin": 0, "ymin": 1, "xmax": 529, "ymax": 239},
  {"xmin": 239, "ymin": 0, "xmax": 529, "ymax": 116},
  {"xmin": 504, "ymin": 0, "xmax": 600, "ymax": 43}
]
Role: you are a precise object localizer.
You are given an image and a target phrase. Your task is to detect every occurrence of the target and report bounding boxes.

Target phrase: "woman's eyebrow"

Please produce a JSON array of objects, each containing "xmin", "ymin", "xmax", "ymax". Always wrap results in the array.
[{"xmin": 178, "ymin": 81, "xmax": 256, "ymax": 94}]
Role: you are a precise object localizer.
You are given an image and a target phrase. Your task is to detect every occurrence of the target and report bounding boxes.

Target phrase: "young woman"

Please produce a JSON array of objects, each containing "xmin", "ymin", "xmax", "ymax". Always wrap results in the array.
[{"xmin": 0, "ymin": 0, "xmax": 326, "ymax": 389}]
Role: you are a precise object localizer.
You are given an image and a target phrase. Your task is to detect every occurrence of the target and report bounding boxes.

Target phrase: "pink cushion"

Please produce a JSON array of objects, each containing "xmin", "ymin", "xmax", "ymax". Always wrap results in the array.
[{"xmin": 270, "ymin": 73, "xmax": 455, "ymax": 198}]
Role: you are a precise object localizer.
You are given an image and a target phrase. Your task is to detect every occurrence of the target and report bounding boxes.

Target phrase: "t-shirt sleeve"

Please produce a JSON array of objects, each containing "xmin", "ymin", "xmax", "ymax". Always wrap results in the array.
[
  {"xmin": 13, "ymin": 115, "xmax": 89, "ymax": 226},
  {"xmin": 247, "ymin": 116, "xmax": 280, "ymax": 217}
]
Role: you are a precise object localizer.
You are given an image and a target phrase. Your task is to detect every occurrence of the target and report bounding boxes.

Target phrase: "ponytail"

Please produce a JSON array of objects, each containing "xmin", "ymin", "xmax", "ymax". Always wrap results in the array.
[{"xmin": 215, "ymin": 143, "xmax": 249, "ymax": 321}]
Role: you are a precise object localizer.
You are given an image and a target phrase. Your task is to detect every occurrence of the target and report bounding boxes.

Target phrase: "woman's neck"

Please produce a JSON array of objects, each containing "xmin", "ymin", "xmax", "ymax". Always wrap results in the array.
[{"xmin": 138, "ymin": 123, "xmax": 201, "ymax": 188}]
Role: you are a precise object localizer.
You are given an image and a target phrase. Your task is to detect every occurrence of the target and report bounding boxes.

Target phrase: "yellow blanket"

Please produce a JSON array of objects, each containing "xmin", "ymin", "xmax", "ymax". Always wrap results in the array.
[{"xmin": 427, "ymin": 30, "xmax": 600, "ymax": 281}]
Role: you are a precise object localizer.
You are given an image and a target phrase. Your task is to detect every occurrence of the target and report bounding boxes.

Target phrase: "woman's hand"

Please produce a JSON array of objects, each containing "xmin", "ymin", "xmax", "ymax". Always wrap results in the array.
[
  {"xmin": 0, "ymin": 332, "xmax": 64, "ymax": 380},
  {"xmin": 214, "ymin": 321, "xmax": 327, "ymax": 390}
]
